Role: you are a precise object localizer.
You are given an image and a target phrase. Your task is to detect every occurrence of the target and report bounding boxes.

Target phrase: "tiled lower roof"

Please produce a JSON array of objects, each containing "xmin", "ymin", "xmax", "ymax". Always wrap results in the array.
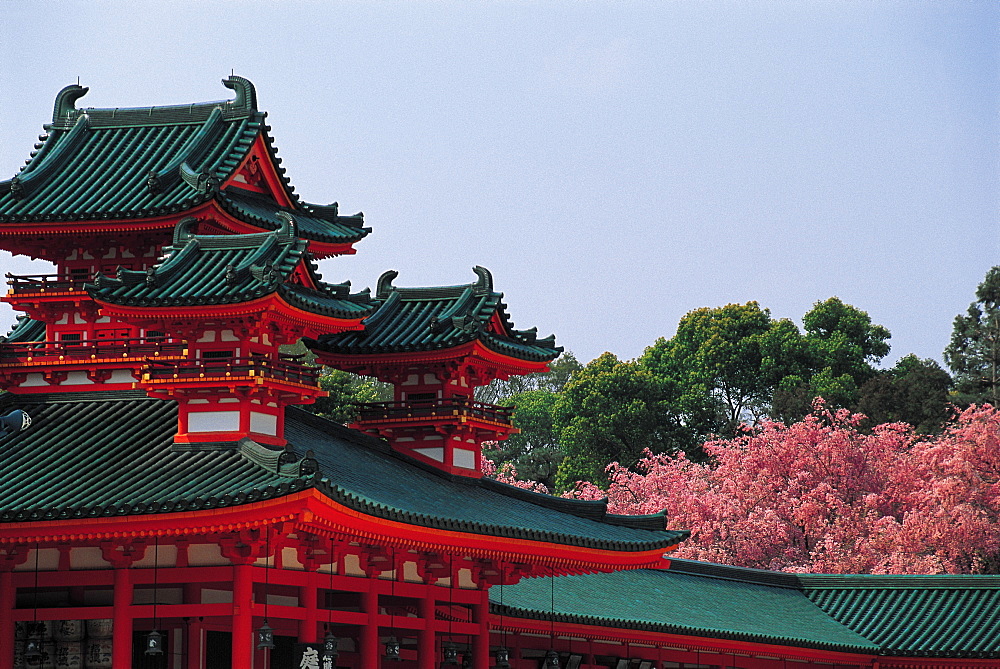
[
  {"xmin": 311, "ymin": 268, "xmax": 561, "ymax": 363},
  {"xmin": 0, "ymin": 393, "xmax": 685, "ymax": 553},
  {"xmin": 219, "ymin": 187, "xmax": 370, "ymax": 246},
  {"xmin": 493, "ymin": 560, "xmax": 1000, "ymax": 658},
  {"xmin": 1, "ymin": 316, "xmax": 45, "ymax": 343}
]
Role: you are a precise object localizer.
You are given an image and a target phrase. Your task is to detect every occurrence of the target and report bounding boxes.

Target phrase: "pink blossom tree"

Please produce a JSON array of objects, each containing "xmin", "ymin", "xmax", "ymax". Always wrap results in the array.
[{"xmin": 553, "ymin": 401, "xmax": 1000, "ymax": 574}]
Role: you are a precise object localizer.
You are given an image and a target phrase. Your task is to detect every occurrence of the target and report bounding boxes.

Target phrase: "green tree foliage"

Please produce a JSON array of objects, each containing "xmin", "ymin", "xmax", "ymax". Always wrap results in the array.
[
  {"xmin": 640, "ymin": 302, "xmax": 808, "ymax": 438},
  {"xmin": 945, "ymin": 267, "xmax": 1000, "ymax": 407},
  {"xmin": 771, "ymin": 298, "xmax": 892, "ymax": 422},
  {"xmin": 802, "ymin": 296, "xmax": 891, "ymax": 387},
  {"xmin": 552, "ymin": 353, "xmax": 689, "ymax": 490},
  {"xmin": 306, "ymin": 369, "xmax": 391, "ymax": 424},
  {"xmin": 483, "ymin": 389, "xmax": 563, "ymax": 489},
  {"xmin": 475, "ymin": 351, "xmax": 583, "ymax": 404},
  {"xmin": 855, "ymin": 355, "xmax": 952, "ymax": 433}
]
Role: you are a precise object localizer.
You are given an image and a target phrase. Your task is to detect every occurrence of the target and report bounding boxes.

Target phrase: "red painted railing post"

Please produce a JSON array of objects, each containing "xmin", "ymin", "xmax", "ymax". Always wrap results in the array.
[
  {"xmin": 473, "ymin": 589, "xmax": 490, "ymax": 669},
  {"xmin": 232, "ymin": 563, "xmax": 253, "ymax": 669},
  {"xmin": 418, "ymin": 587, "xmax": 436, "ymax": 669},
  {"xmin": 362, "ymin": 587, "xmax": 380, "ymax": 666},
  {"xmin": 299, "ymin": 571, "xmax": 318, "ymax": 644},
  {"xmin": 0, "ymin": 570, "xmax": 13, "ymax": 669},
  {"xmin": 112, "ymin": 567, "xmax": 133, "ymax": 669}
]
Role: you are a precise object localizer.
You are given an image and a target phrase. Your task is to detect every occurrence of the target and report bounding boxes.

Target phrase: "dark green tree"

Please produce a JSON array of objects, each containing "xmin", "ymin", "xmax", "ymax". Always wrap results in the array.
[
  {"xmin": 772, "ymin": 298, "xmax": 892, "ymax": 421},
  {"xmin": 475, "ymin": 351, "xmax": 583, "ymax": 404},
  {"xmin": 483, "ymin": 389, "xmax": 563, "ymax": 489},
  {"xmin": 640, "ymin": 302, "xmax": 808, "ymax": 438},
  {"xmin": 553, "ymin": 353, "xmax": 690, "ymax": 490},
  {"xmin": 945, "ymin": 267, "xmax": 1000, "ymax": 407},
  {"xmin": 306, "ymin": 369, "xmax": 391, "ymax": 424},
  {"xmin": 855, "ymin": 355, "xmax": 952, "ymax": 433},
  {"xmin": 802, "ymin": 296, "xmax": 891, "ymax": 386}
]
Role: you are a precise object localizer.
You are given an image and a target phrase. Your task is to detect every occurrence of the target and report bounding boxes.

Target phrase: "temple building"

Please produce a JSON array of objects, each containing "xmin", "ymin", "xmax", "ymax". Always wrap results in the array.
[{"xmin": 0, "ymin": 78, "xmax": 996, "ymax": 669}]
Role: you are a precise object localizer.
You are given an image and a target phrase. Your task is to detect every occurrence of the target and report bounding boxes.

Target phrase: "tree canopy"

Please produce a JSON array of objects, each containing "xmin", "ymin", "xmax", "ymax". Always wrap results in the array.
[
  {"xmin": 564, "ymin": 402, "xmax": 1000, "ymax": 574},
  {"xmin": 552, "ymin": 352, "xmax": 691, "ymax": 490},
  {"xmin": 945, "ymin": 266, "xmax": 1000, "ymax": 407}
]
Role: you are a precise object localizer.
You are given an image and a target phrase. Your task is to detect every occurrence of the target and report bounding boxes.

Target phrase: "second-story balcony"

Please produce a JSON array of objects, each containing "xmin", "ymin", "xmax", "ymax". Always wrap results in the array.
[
  {"xmin": 5, "ymin": 273, "xmax": 91, "ymax": 295},
  {"xmin": 0, "ymin": 337, "xmax": 186, "ymax": 365},
  {"xmin": 353, "ymin": 398, "xmax": 514, "ymax": 427},
  {"xmin": 142, "ymin": 357, "xmax": 321, "ymax": 387}
]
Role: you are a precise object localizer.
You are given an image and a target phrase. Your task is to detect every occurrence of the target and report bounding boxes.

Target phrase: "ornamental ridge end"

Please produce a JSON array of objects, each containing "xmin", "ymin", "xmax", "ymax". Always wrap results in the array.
[
  {"xmin": 173, "ymin": 216, "xmax": 199, "ymax": 247},
  {"xmin": 376, "ymin": 270, "xmax": 399, "ymax": 299},
  {"xmin": 222, "ymin": 75, "xmax": 257, "ymax": 111},
  {"xmin": 275, "ymin": 211, "xmax": 298, "ymax": 239},
  {"xmin": 472, "ymin": 266, "xmax": 493, "ymax": 295},
  {"xmin": 53, "ymin": 84, "xmax": 89, "ymax": 122}
]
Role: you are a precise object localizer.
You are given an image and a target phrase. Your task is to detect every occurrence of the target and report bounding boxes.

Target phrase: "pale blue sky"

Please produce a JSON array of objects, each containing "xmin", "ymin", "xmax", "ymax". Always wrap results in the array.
[{"xmin": 1, "ymin": 1, "xmax": 996, "ymax": 367}]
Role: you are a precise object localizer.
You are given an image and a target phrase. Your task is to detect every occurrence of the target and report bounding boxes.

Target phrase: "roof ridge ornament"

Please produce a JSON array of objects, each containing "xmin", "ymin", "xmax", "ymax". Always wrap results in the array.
[
  {"xmin": 173, "ymin": 217, "xmax": 199, "ymax": 246},
  {"xmin": 376, "ymin": 270, "xmax": 399, "ymax": 299},
  {"xmin": 53, "ymin": 84, "xmax": 89, "ymax": 121},
  {"xmin": 222, "ymin": 75, "xmax": 257, "ymax": 111},
  {"xmin": 472, "ymin": 266, "xmax": 493, "ymax": 295},
  {"xmin": 275, "ymin": 211, "xmax": 299, "ymax": 239}
]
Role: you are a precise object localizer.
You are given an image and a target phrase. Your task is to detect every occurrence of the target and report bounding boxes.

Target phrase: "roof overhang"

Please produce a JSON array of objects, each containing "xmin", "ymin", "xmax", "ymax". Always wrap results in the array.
[{"xmin": 0, "ymin": 488, "xmax": 675, "ymax": 576}]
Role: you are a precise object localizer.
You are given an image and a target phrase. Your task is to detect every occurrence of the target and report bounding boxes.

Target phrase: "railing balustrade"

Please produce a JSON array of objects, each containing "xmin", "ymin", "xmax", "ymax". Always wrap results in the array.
[
  {"xmin": 353, "ymin": 398, "xmax": 514, "ymax": 424},
  {"xmin": 5, "ymin": 273, "xmax": 91, "ymax": 293},
  {"xmin": 0, "ymin": 338, "xmax": 186, "ymax": 362},
  {"xmin": 143, "ymin": 357, "xmax": 320, "ymax": 385}
]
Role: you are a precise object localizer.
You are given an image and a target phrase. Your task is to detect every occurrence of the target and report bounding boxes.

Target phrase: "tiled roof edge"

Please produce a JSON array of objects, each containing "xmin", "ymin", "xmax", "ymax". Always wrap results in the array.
[
  {"xmin": 665, "ymin": 559, "xmax": 803, "ymax": 589},
  {"xmin": 488, "ymin": 603, "xmax": 879, "ymax": 655},
  {"xmin": 1, "ymin": 390, "xmax": 154, "ymax": 405},
  {"xmin": 798, "ymin": 573, "xmax": 1000, "ymax": 590},
  {"xmin": 287, "ymin": 408, "xmax": 686, "ymax": 552}
]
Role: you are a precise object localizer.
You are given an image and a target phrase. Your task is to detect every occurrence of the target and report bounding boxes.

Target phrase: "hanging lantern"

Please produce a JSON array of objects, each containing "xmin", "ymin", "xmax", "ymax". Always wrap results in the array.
[
  {"xmin": 440, "ymin": 641, "xmax": 459, "ymax": 666},
  {"xmin": 385, "ymin": 636, "xmax": 401, "ymax": 661},
  {"xmin": 545, "ymin": 649, "xmax": 561, "ymax": 668},
  {"xmin": 144, "ymin": 629, "xmax": 164, "ymax": 655},
  {"xmin": 494, "ymin": 646, "xmax": 511, "ymax": 669},
  {"xmin": 256, "ymin": 620, "xmax": 275, "ymax": 649},
  {"xmin": 24, "ymin": 638, "xmax": 42, "ymax": 662},
  {"xmin": 323, "ymin": 630, "xmax": 340, "ymax": 662}
]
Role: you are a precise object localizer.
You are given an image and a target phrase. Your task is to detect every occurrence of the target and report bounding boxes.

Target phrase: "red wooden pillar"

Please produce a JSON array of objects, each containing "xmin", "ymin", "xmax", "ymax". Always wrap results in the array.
[
  {"xmin": 299, "ymin": 571, "xmax": 318, "ymax": 644},
  {"xmin": 472, "ymin": 589, "xmax": 490, "ymax": 669},
  {"xmin": 184, "ymin": 580, "xmax": 203, "ymax": 669},
  {"xmin": 112, "ymin": 567, "xmax": 133, "ymax": 669},
  {"xmin": 418, "ymin": 587, "xmax": 436, "ymax": 669},
  {"xmin": 233, "ymin": 563, "xmax": 253, "ymax": 669},
  {"xmin": 362, "ymin": 587, "xmax": 380, "ymax": 665},
  {"xmin": 0, "ymin": 569, "xmax": 13, "ymax": 669}
]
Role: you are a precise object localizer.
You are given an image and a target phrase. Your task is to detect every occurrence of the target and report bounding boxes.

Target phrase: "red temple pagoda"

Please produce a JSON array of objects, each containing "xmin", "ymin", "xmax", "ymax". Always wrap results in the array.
[{"xmin": 0, "ymin": 78, "xmax": 995, "ymax": 669}]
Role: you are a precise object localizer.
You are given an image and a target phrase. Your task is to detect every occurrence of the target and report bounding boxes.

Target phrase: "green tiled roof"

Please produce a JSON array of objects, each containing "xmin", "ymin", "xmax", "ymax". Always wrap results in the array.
[
  {"xmin": 1, "ymin": 315, "xmax": 45, "ymax": 343},
  {"xmin": 802, "ymin": 574, "xmax": 1000, "ymax": 658},
  {"xmin": 0, "ymin": 78, "xmax": 263, "ymax": 222},
  {"xmin": 0, "ymin": 392, "xmax": 299, "ymax": 519},
  {"xmin": 494, "ymin": 560, "xmax": 1000, "ymax": 658},
  {"xmin": 309, "ymin": 267, "xmax": 561, "ymax": 362},
  {"xmin": 87, "ymin": 217, "xmax": 374, "ymax": 319},
  {"xmin": 0, "ymin": 77, "xmax": 367, "ymax": 248},
  {"xmin": 289, "ymin": 408, "xmax": 683, "ymax": 551},
  {"xmin": 219, "ymin": 187, "xmax": 370, "ymax": 246},
  {"xmin": 0, "ymin": 393, "xmax": 685, "ymax": 554}
]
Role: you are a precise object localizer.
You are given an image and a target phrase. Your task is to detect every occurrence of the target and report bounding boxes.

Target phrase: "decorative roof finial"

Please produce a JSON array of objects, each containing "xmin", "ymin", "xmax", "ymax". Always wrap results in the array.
[
  {"xmin": 222, "ymin": 75, "xmax": 257, "ymax": 111},
  {"xmin": 376, "ymin": 270, "xmax": 399, "ymax": 299},
  {"xmin": 52, "ymin": 84, "xmax": 89, "ymax": 122},
  {"xmin": 472, "ymin": 266, "xmax": 493, "ymax": 295}
]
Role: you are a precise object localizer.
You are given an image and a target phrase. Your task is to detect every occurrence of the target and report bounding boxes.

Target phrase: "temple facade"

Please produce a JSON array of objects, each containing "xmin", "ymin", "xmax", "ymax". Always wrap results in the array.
[{"xmin": 0, "ymin": 78, "xmax": 995, "ymax": 669}]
